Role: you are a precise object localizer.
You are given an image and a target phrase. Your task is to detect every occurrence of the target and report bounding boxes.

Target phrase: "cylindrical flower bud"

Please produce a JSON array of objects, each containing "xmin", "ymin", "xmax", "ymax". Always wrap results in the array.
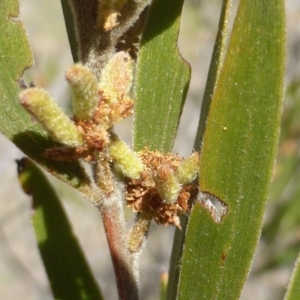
[
  {"xmin": 175, "ymin": 152, "xmax": 200, "ymax": 184},
  {"xmin": 108, "ymin": 136, "xmax": 144, "ymax": 179},
  {"xmin": 127, "ymin": 214, "xmax": 151, "ymax": 252},
  {"xmin": 99, "ymin": 51, "xmax": 133, "ymax": 103},
  {"xmin": 65, "ymin": 64, "xmax": 99, "ymax": 120},
  {"xmin": 19, "ymin": 87, "xmax": 83, "ymax": 147},
  {"xmin": 155, "ymin": 165, "xmax": 181, "ymax": 203}
]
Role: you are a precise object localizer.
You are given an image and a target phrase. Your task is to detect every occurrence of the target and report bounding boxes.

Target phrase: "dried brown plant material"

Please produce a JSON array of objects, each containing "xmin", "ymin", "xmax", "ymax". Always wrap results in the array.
[
  {"xmin": 96, "ymin": 0, "xmax": 128, "ymax": 31},
  {"xmin": 99, "ymin": 51, "xmax": 133, "ymax": 103},
  {"xmin": 75, "ymin": 119, "xmax": 110, "ymax": 149},
  {"xmin": 93, "ymin": 93, "xmax": 134, "ymax": 129},
  {"xmin": 126, "ymin": 148, "xmax": 198, "ymax": 228},
  {"xmin": 44, "ymin": 118, "xmax": 110, "ymax": 162}
]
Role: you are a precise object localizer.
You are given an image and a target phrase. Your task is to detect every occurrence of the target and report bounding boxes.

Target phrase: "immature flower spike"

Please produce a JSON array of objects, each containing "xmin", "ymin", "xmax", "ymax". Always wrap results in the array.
[
  {"xmin": 127, "ymin": 213, "xmax": 151, "ymax": 252},
  {"xmin": 108, "ymin": 136, "xmax": 144, "ymax": 179},
  {"xmin": 155, "ymin": 165, "xmax": 181, "ymax": 203},
  {"xmin": 125, "ymin": 148, "xmax": 198, "ymax": 227},
  {"xmin": 175, "ymin": 152, "xmax": 200, "ymax": 184},
  {"xmin": 99, "ymin": 51, "xmax": 133, "ymax": 103},
  {"xmin": 65, "ymin": 64, "xmax": 99, "ymax": 120},
  {"xmin": 19, "ymin": 87, "xmax": 83, "ymax": 147}
]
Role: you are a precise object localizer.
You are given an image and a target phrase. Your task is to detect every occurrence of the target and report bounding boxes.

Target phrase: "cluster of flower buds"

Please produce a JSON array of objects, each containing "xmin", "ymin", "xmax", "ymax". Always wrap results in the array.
[
  {"xmin": 19, "ymin": 51, "xmax": 200, "ymax": 230},
  {"xmin": 124, "ymin": 149, "xmax": 200, "ymax": 228},
  {"xmin": 19, "ymin": 51, "xmax": 134, "ymax": 162}
]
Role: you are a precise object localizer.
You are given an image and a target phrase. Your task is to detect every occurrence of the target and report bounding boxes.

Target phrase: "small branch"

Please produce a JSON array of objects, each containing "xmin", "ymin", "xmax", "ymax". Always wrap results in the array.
[
  {"xmin": 81, "ymin": 157, "xmax": 141, "ymax": 300},
  {"xmin": 91, "ymin": 156, "xmax": 140, "ymax": 300},
  {"xmin": 97, "ymin": 183, "xmax": 139, "ymax": 300}
]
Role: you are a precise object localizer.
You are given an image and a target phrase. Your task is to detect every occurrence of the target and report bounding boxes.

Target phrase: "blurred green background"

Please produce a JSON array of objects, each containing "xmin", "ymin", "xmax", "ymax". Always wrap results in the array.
[{"xmin": 0, "ymin": 1, "xmax": 299, "ymax": 299}]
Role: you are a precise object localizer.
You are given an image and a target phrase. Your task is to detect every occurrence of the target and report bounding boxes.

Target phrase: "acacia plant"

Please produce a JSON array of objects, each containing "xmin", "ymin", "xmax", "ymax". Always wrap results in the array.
[{"xmin": 1, "ymin": 0, "xmax": 298, "ymax": 299}]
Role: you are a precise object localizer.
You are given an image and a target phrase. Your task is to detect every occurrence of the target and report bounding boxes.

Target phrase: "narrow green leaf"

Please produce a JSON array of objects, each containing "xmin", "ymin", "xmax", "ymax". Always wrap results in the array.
[
  {"xmin": 0, "ymin": 0, "xmax": 90, "ymax": 191},
  {"xmin": 60, "ymin": 0, "xmax": 79, "ymax": 62},
  {"xmin": 133, "ymin": 0, "xmax": 190, "ymax": 152},
  {"xmin": 284, "ymin": 252, "xmax": 300, "ymax": 300},
  {"xmin": 178, "ymin": 0, "xmax": 285, "ymax": 299},
  {"xmin": 194, "ymin": 0, "xmax": 232, "ymax": 149},
  {"xmin": 166, "ymin": 215, "xmax": 188, "ymax": 300},
  {"xmin": 167, "ymin": 2, "xmax": 232, "ymax": 298},
  {"xmin": 0, "ymin": 0, "xmax": 35, "ymax": 137},
  {"xmin": 17, "ymin": 158, "xmax": 103, "ymax": 300}
]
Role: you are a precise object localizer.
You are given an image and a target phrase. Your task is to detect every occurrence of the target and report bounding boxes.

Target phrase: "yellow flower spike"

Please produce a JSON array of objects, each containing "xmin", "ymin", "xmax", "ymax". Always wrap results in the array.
[
  {"xmin": 99, "ymin": 51, "xmax": 133, "ymax": 103},
  {"xmin": 65, "ymin": 64, "xmax": 98, "ymax": 120},
  {"xmin": 19, "ymin": 87, "xmax": 84, "ymax": 147},
  {"xmin": 175, "ymin": 152, "xmax": 200, "ymax": 184},
  {"xmin": 155, "ymin": 165, "xmax": 181, "ymax": 203},
  {"xmin": 108, "ymin": 136, "xmax": 144, "ymax": 179}
]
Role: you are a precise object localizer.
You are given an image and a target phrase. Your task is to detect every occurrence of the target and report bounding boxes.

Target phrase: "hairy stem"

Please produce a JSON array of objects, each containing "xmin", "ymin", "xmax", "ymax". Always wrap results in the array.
[
  {"xmin": 68, "ymin": 0, "xmax": 151, "ymax": 78},
  {"xmin": 93, "ymin": 162, "xmax": 140, "ymax": 300},
  {"xmin": 98, "ymin": 201, "xmax": 139, "ymax": 300},
  {"xmin": 63, "ymin": 2, "xmax": 153, "ymax": 297}
]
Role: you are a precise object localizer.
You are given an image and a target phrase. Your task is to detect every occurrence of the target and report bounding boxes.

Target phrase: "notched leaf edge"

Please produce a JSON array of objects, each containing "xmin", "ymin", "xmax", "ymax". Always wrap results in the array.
[
  {"xmin": 197, "ymin": 191, "xmax": 228, "ymax": 223},
  {"xmin": 8, "ymin": 1, "xmax": 35, "ymax": 75}
]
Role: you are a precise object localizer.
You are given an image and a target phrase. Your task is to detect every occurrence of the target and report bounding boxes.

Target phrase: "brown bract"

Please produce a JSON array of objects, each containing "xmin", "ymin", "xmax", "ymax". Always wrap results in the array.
[
  {"xmin": 94, "ymin": 91, "xmax": 134, "ymax": 129},
  {"xmin": 126, "ymin": 148, "xmax": 198, "ymax": 228}
]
